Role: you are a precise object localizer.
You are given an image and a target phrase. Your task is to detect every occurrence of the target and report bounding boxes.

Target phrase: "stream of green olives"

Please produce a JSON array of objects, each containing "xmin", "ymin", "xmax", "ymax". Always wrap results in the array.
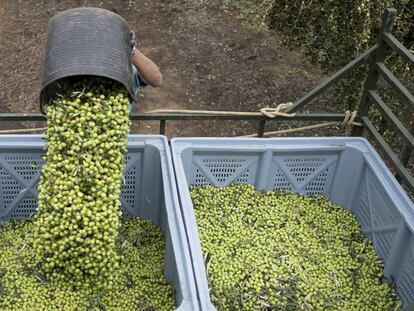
[
  {"xmin": 190, "ymin": 184, "xmax": 402, "ymax": 310},
  {"xmin": 0, "ymin": 79, "xmax": 175, "ymax": 310},
  {"xmin": 34, "ymin": 79, "xmax": 132, "ymax": 287}
]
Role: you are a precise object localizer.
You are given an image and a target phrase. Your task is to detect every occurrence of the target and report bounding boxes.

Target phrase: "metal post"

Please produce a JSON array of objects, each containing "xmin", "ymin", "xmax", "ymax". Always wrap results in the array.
[
  {"xmin": 396, "ymin": 125, "xmax": 414, "ymax": 183},
  {"xmin": 159, "ymin": 120, "xmax": 166, "ymax": 135},
  {"xmin": 352, "ymin": 8, "xmax": 397, "ymax": 136},
  {"xmin": 257, "ymin": 120, "xmax": 266, "ymax": 137}
]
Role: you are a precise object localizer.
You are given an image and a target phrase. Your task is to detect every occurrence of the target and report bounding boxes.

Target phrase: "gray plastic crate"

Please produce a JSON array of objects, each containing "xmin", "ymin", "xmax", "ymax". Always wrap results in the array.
[
  {"xmin": 171, "ymin": 137, "xmax": 414, "ymax": 309},
  {"xmin": 0, "ymin": 135, "xmax": 199, "ymax": 311}
]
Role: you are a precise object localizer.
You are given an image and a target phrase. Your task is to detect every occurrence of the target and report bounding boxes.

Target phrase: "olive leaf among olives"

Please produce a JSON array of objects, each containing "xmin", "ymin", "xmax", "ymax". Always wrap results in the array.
[{"xmin": 190, "ymin": 184, "xmax": 402, "ymax": 310}]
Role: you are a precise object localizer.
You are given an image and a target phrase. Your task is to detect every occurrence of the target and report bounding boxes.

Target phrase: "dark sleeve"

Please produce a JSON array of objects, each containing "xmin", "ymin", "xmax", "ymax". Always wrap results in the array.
[{"xmin": 137, "ymin": 73, "xmax": 148, "ymax": 88}]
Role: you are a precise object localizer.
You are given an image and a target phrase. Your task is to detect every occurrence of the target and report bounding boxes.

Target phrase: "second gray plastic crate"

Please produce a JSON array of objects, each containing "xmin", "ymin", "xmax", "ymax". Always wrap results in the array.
[
  {"xmin": 0, "ymin": 135, "xmax": 199, "ymax": 311},
  {"xmin": 171, "ymin": 137, "xmax": 414, "ymax": 309}
]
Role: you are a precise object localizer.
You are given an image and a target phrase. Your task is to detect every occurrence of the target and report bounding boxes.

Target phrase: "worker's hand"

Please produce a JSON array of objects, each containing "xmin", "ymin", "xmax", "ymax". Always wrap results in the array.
[{"xmin": 132, "ymin": 49, "xmax": 163, "ymax": 87}]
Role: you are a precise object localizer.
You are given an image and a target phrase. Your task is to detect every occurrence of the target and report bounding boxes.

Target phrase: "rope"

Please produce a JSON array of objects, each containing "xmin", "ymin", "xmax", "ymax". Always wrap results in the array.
[
  {"xmin": 0, "ymin": 105, "xmax": 361, "ymax": 136},
  {"xmin": 259, "ymin": 102, "xmax": 296, "ymax": 118},
  {"xmin": 341, "ymin": 110, "xmax": 358, "ymax": 126},
  {"xmin": 243, "ymin": 110, "xmax": 362, "ymax": 137},
  {"xmin": 148, "ymin": 102, "xmax": 296, "ymax": 118},
  {"xmin": 147, "ymin": 109, "xmax": 261, "ymax": 116},
  {"xmin": 243, "ymin": 122, "xmax": 339, "ymax": 137},
  {"xmin": 148, "ymin": 106, "xmax": 361, "ymax": 137},
  {"xmin": 0, "ymin": 127, "xmax": 47, "ymax": 134}
]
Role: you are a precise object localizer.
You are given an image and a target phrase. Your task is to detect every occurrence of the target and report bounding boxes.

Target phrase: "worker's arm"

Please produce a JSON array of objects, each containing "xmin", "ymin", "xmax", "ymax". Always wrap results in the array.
[{"xmin": 131, "ymin": 50, "xmax": 163, "ymax": 87}]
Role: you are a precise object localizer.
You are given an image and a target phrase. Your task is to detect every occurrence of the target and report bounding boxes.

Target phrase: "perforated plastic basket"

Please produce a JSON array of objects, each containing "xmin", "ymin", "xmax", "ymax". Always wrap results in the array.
[
  {"xmin": 0, "ymin": 135, "xmax": 200, "ymax": 311},
  {"xmin": 170, "ymin": 137, "xmax": 414, "ymax": 309}
]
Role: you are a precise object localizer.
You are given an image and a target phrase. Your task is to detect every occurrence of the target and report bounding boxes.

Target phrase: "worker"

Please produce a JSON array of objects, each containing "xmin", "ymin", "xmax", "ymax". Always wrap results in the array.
[
  {"xmin": 110, "ymin": 8, "xmax": 162, "ymax": 109},
  {"xmin": 131, "ymin": 45, "xmax": 163, "ymax": 93}
]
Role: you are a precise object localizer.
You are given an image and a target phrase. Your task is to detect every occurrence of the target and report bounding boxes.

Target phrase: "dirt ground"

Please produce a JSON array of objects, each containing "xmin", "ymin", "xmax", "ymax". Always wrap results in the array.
[{"xmin": 0, "ymin": 0, "xmax": 341, "ymax": 137}]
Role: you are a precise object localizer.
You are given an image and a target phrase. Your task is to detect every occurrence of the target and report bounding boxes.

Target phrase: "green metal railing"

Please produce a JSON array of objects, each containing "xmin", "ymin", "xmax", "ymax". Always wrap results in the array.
[
  {"xmin": 351, "ymin": 9, "xmax": 414, "ymax": 193},
  {"xmin": 0, "ymin": 9, "xmax": 413, "ymax": 193}
]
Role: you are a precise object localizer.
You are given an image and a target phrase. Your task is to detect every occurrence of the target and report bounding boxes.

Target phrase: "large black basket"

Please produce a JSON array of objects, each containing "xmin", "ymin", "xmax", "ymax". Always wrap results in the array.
[{"xmin": 40, "ymin": 7, "xmax": 135, "ymax": 113}]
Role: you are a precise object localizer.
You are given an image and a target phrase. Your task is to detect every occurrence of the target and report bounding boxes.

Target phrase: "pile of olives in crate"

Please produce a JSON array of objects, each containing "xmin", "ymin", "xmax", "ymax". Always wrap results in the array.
[{"xmin": 190, "ymin": 184, "xmax": 402, "ymax": 310}]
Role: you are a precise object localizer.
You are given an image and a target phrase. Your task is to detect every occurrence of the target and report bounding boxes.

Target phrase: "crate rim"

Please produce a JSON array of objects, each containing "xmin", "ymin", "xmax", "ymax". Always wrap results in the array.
[{"xmin": 171, "ymin": 136, "xmax": 414, "ymax": 235}]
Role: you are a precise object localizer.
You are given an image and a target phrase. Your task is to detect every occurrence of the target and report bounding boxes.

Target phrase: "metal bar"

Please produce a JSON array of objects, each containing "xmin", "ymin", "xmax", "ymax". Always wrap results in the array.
[
  {"xmin": 352, "ymin": 9, "xmax": 397, "ymax": 136},
  {"xmin": 0, "ymin": 112, "xmax": 352, "ymax": 122},
  {"xmin": 381, "ymin": 8, "xmax": 398, "ymax": 33},
  {"xmin": 396, "ymin": 147, "xmax": 413, "ymax": 183},
  {"xmin": 361, "ymin": 116, "xmax": 414, "ymax": 193},
  {"xmin": 396, "ymin": 125, "xmax": 414, "ymax": 183},
  {"xmin": 287, "ymin": 44, "xmax": 379, "ymax": 113},
  {"xmin": 127, "ymin": 112, "xmax": 351, "ymax": 122},
  {"xmin": 383, "ymin": 33, "xmax": 414, "ymax": 68},
  {"xmin": 368, "ymin": 90, "xmax": 414, "ymax": 151},
  {"xmin": 159, "ymin": 120, "xmax": 166, "ymax": 135},
  {"xmin": 257, "ymin": 120, "xmax": 266, "ymax": 137},
  {"xmin": 400, "ymin": 137, "xmax": 413, "ymax": 166},
  {"xmin": 0, "ymin": 113, "xmax": 47, "ymax": 121},
  {"xmin": 376, "ymin": 62, "xmax": 414, "ymax": 109}
]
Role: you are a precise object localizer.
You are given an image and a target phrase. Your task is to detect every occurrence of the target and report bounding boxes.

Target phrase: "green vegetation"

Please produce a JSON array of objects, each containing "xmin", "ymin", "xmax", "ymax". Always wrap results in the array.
[
  {"xmin": 224, "ymin": 0, "xmax": 413, "ymax": 143},
  {"xmin": 266, "ymin": 0, "xmax": 413, "ymax": 141},
  {"xmin": 191, "ymin": 184, "xmax": 402, "ymax": 310},
  {"xmin": 265, "ymin": 1, "xmax": 413, "ymax": 71}
]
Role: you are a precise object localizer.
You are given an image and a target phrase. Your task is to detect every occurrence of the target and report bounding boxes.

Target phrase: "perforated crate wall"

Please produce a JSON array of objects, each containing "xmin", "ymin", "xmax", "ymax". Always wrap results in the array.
[
  {"xmin": 189, "ymin": 152, "xmax": 337, "ymax": 196},
  {"xmin": 353, "ymin": 169, "xmax": 403, "ymax": 264},
  {"xmin": 190, "ymin": 153, "xmax": 259, "ymax": 187},
  {"xmin": 120, "ymin": 152, "xmax": 143, "ymax": 216},
  {"xmin": 0, "ymin": 151, "xmax": 143, "ymax": 220},
  {"xmin": 0, "ymin": 152, "xmax": 44, "ymax": 220},
  {"xmin": 0, "ymin": 135, "xmax": 200, "ymax": 310},
  {"xmin": 171, "ymin": 137, "xmax": 414, "ymax": 308},
  {"xmin": 396, "ymin": 236, "xmax": 414, "ymax": 303}
]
